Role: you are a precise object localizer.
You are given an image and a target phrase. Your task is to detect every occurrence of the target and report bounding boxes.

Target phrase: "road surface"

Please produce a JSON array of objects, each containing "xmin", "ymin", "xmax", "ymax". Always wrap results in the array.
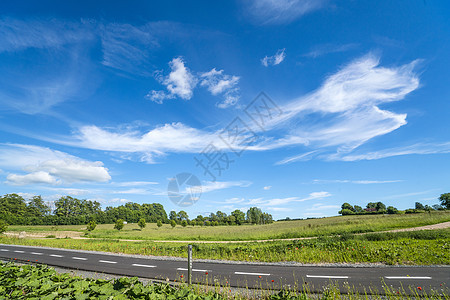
[{"xmin": 1, "ymin": 244, "xmax": 448, "ymax": 295}]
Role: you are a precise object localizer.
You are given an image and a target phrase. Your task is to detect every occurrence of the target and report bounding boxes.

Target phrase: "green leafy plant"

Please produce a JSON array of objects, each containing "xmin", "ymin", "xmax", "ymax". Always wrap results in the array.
[
  {"xmin": 0, "ymin": 220, "xmax": 7, "ymax": 234},
  {"xmin": 114, "ymin": 219, "xmax": 125, "ymax": 231},
  {"xmin": 87, "ymin": 220, "xmax": 97, "ymax": 231},
  {"xmin": 157, "ymin": 220, "xmax": 163, "ymax": 228},
  {"xmin": 137, "ymin": 218, "xmax": 146, "ymax": 230}
]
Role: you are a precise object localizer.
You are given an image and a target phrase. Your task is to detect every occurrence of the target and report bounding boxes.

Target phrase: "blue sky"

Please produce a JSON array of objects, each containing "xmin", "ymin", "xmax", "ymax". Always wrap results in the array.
[{"xmin": 0, "ymin": 0, "xmax": 449, "ymax": 219}]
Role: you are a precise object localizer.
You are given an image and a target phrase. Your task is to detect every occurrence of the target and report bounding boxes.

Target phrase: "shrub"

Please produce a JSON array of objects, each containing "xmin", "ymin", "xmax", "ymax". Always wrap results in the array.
[
  {"xmin": 0, "ymin": 220, "xmax": 7, "ymax": 234},
  {"xmin": 87, "ymin": 220, "xmax": 97, "ymax": 231},
  {"xmin": 157, "ymin": 220, "xmax": 163, "ymax": 228},
  {"xmin": 181, "ymin": 220, "xmax": 188, "ymax": 227},
  {"xmin": 114, "ymin": 219, "xmax": 125, "ymax": 231},
  {"xmin": 138, "ymin": 218, "xmax": 146, "ymax": 230},
  {"xmin": 170, "ymin": 220, "xmax": 176, "ymax": 228}
]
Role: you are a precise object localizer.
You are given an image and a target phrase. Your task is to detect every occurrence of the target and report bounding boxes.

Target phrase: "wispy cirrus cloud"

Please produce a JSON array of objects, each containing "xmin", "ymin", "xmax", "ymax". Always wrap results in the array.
[
  {"xmin": 312, "ymin": 179, "xmax": 403, "ymax": 184},
  {"xmin": 303, "ymin": 43, "xmax": 358, "ymax": 58},
  {"xmin": 243, "ymin": 0, "xmax": 328, "ymax": 25},
  {"xmin": 261, "ymin": 48, "xmax": 286, "ymax": 66}
]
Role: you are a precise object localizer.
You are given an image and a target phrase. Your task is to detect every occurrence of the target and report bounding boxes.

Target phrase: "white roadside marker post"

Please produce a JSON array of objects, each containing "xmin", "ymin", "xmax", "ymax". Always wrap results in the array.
[{"xmin": 188, "ymin": 244, "xmax": 193, "ymax": 285}]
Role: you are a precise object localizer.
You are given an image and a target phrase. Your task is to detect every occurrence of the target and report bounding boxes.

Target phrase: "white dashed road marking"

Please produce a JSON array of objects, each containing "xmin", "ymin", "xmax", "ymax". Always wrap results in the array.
[
  {"xmin": 177, "ymin": 268, "xmax": 208, "ymax": 272},
  {"xmin": 49, "ymin": 254, "xmax": 64, "ymax": 258},
  {"xmin": 72, "ymin": 257, "xmax": 87, "ymax": 260},
  {"xmin": 31, "ymin": 252, "xmax": 43, "ymax": 255},
  {"xmin": 235, "ymin": 272, "xmax": 270, "ymax": 276},
  {"xmin": 307, "ymin": 275, "xmax": 349, "ymax": 279},
  {"xmin": 14, "ymin": 250, "xmax": 24, "ymax": 253},
  {"xmin": 385, "ymin": 276, "xmax": 432, "ymax": 280},
  {"xmin": 132, "ymin": 264, "xmax": 157, "ymax": 268},
  {"xmin": 0, "ymin": 249, "xmax": 9, "ymax": 251},
  {"xmin": 99, "ymin": 260, "xmax": 117, "ymax": 264}
]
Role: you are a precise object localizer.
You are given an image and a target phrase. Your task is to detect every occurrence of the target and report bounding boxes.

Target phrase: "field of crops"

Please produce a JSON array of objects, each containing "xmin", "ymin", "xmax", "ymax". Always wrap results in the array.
[
  {"xmin": 1, "ymin": 230, "xmax": 449, "ymax": 265},
  {"xmin": 6, "ymin": 211, "xmax": 450, "ymax": 241}
]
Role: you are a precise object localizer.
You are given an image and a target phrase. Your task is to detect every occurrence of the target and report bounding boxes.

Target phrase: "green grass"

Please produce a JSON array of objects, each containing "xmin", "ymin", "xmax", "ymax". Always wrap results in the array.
[
  {"xmin": 7, "ymin": 211, "xmax": 450, "ymax": 241},
  {"xmin": 2, "ymin": 229, "xmax": 449, "ymax": 265}
]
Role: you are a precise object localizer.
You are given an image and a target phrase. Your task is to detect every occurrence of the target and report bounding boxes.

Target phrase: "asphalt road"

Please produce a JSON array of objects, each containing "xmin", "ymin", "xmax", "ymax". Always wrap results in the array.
[{"xmin": 1, "ymin": 244, "xmax": 448, "ymax": 295}]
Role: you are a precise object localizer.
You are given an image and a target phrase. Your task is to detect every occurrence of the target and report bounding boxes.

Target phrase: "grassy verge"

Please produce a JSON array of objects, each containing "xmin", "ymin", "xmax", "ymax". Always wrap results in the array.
[
  {"xmin": 1, "ymin": 262, "xmax": 448, "ymax": 299},
  {"xmin": 1, "ymin": 230, "xmax": 449, "ymax": 265},
  {"xmin": 6, "ymin": 211, "xmax": 450, "ymax": 241}
]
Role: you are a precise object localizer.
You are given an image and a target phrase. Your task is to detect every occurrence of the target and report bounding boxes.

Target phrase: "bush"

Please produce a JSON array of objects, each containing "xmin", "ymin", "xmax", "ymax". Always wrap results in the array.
[
  {"xmin": 114, "ymin": 219, "xmax": 125, "ymax": 231},
  {"xmin": 181, "ymin": 220, "xmax": 188, "ymax": 227},
  {"xmin": 157, "ymin": 220, "xmax": 163, "ymax": 228},
  {"xmin": 86, "ymin": 221, "xmax": 97, "ymax": 231},
  {"xmin": 170, "ymin": 220, "xmax": 176, "ymax": 228},
  {"xmin": 0, "ymin": 220, "xmax": 7, "ymax": 234},
  {"xmin": 138, "ymin": 218, "xmax": 146, "ymax": 230}
]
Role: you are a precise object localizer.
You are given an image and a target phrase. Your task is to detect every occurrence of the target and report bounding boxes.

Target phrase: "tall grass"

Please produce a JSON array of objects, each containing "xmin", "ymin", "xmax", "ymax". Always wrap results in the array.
[
  {"xmin": 7, "ymin": 211, "xmax": 450, "ymax": 241},
  {"xmin": 2, "ymin": 229, "xmax": 449, "ymax": 265}
]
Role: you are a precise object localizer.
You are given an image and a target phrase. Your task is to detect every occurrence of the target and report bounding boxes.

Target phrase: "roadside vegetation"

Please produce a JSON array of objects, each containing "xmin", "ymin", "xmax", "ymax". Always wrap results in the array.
[
  {"xmin": 6, "ymin": 210, "xmax": 449, "ymax": 241},
  {"xmin": 0, "ymin": 262, "xmax": 448, "ymax": 299},
  {"xmin": 1, "ymin": 229, "xmax": 449, "ymax": 265}
]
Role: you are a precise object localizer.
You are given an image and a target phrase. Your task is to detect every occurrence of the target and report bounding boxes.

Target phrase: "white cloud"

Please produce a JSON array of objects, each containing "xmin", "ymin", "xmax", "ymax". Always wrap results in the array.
[
  {"xmin": 330, "ymin": 142, "xmax": 450, "ymax": 161},
  {"xmin": 0, "ymin": 144, "xmax": 111, "ymax": 185},
  {"xmin": 194, "ymin": 181, "xmax": 252, "ymax": 194},
  {"xmin": 244, "ymin": 0, "xmax": 327, "ymax": 25},
  {"xmin": 263, "ymin": 186, "xmax": 272, "ymax": 190},
  {"xmin": 6, "ymin": 171, "xmax": 59, "ymax": 185},
  {"xmin": 306, "ymin": 203, "xmax": 340, "ymax": 211},
  {"xmin": 114, "ymin": 181, "xmax": 158, "ymax": 187},
  {"xmin": 200, "ymin": 68, "xmax": 240, "ymax": 108},
  {"xmin": 147, "ymin": 57, "xmax": 197, "ymax": 103},
  {"xmin": 261, "ymin": 49, "xmax": 286, "ymax": 66},
  {"xmin": 303, "ymin": 43, "xmax": 358, "ymax": 58}
]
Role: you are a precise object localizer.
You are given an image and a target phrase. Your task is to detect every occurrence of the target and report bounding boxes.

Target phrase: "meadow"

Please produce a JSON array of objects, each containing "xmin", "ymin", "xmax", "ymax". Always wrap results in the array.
[
  {"xmin": 6, "ymin": 211, "xmax": 450, "ymax": 241},
  {"xmin": 1, "ymin": 230, "xmax": 449, "ymax": 265}
]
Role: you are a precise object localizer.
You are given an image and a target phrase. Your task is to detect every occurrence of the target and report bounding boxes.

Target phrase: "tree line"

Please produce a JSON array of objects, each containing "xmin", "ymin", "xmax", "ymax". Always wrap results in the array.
[
  {"xmin": 338, "ymin": 193, "xmax": 450, "ymax": 215},
  {"xmin": 0, "ymin": 193, "xmax": 273, "ymax": 226}
]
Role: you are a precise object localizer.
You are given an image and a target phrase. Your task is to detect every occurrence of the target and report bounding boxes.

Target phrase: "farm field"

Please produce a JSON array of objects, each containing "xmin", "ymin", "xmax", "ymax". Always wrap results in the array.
[
  {"xmin": 1, "ymin": 229, "xmax": 449, "ymax": 265},
  {"xmin": 6, "ymin": 211, "xmax": 450, "ymax": 241}
]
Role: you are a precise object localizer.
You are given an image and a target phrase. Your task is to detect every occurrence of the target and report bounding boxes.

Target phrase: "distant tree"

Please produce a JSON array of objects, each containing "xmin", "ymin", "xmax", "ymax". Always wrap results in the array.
[
  {"xmin": 339, "ymin": 209, "xmax": 355, "ymax": 215},
  {"xmin": 114, "ymin": 219, "xmax": 125, "ymax": 231},
  {"xmin": 366, "ymin": 202, "xmax": 377, "ymax": 209},
  {"xmin": 353, "ymin": 205, "xmax": 364, "ymax": 213},
  {"xmin": 181, "ymin": 220, "xmax": 188, "ymax": 227},
  {"xmin": 204, "ymin": 220, "xmax": 211, "ymax": 226},
  {"xmin": 157, "ymin": 220, "xmax": 163, "ymax": 228},
  {"xmin": 169, "ymin": 211, "xmax": 177, "ymax": 221},
  {"xmin": 439, "ymin": 193, "xmax": 450, "ymax": 209},
  {"xmin": 386, "ymin": 206, "xmax": 398, "ymax": 214},
  {"xmin": 432, "ymin": 204, "xmax": 444, "ymax": 211},
  {"xmin": 213, "ymin": 221, "xmax": 219, "ymax": 226},
  {"xmin": 375, "ymin": 202, "xmax": 386, "ymax": 212},
  {"xmin": 227, "ymin": 215, "xmax": 236, "ymax": 225},
  {"xmin": 27, "ymin": 196, "xmax": 51, "ymax": 217},
  {"xmin": 341, "ymin": 203, "xmax": 354, "ymax": 212},
  {"xmin": 138, "ymin": 218, "xmax": 146, "ymax": 230},
  {"xmin": 0, "ymin": 219, "xmax": 7, "ymax": 234},
  {"xmin": 177, "ymin": 211, "xmax": 189, "ymax": 222},
  {"xmin": 87, "ymin": 220, "xmax": 97, "ymax": 231},
  {"xmin": 415, "ymin": 202, "xmax": 425, "ymax": 210},
  {"xmin": 231, "ymin": 210, "xmax": 245, "ymax": 225},
  {"xmin": 247, "ymin": 207, "xmax": 263, "ymax": 224},
  {"xmin": 170, "ymin": 220, "xmax": 176, "ymax": 228}
]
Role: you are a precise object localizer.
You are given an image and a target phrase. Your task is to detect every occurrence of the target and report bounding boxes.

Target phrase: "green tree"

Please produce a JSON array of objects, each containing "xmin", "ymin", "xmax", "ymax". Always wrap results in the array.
[
  {"xmin": 353, "ymin": 205, "xmax": 364, "ymax": 213},
  {"xmin": 181, "ymin": 220, "xmax": 188, "ymax": 227},
  {"xmin": 87, "ymin": 221, "xmax": 97, "ymax": 231},
  {"xmin": 386, "ymin": 206, "xmax": 398, "ymax": 214},
  {"xmin": 341, "ymin": 203, "xmax": 354, "ymax": 212},
  {"xmin": 0, "ymin": 219, "xmax": 7, "ymax": 234},
  {"xmin": 246, "ymin": 207, "xmax": 262, "ymax": 224},
  {"xmin": 415, "ymin": 202, "xmax": 425, "ymax": 210},
  {"xmin": 138, "ymin": 218, "xmax": 146, "ymax": 230},
  {"xmin": 339, "ymin": 209, "xmax": 355, "ymax": 215},
  {"xmin": 169, "ymin": 211, "xmax": 177, "ymax": 221},
  {"xmin": 231, "ymin": 210, "xmax": 245, "ymax": 225},
  {"xmin": 375, "ymin": 202, "xmax": 386, "ymax": 212},
  {"xmin": 157, "ymin": 220, "xmax": 163, "ymax": 228},
  {"xmin": 114, "ymin": 219, "xmax": 125, "ymax": 231},
  {"xmin": 177, "ymin": 211, "xmax": 189, "ymax": 222},
  {"xmin": 439, "ymin": 193, "xmax": 450, "ymax": 209},
  {"xmin": 170, "ymin": 220, "xmax": 176, "ymax": 228},
  {"xmin": 27, "ymin": 196, "xmax": 51, "ymax": 217}
]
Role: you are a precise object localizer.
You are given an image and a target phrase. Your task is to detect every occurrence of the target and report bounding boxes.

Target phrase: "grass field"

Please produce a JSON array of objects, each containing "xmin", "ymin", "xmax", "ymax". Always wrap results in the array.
[
  {"xmin": 1, "ymin": 229, "xmax": 449, "ymax": 265},
  {"xmin": 6, "ymin": 211, "xmax": 450, "ymax": 241}
]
